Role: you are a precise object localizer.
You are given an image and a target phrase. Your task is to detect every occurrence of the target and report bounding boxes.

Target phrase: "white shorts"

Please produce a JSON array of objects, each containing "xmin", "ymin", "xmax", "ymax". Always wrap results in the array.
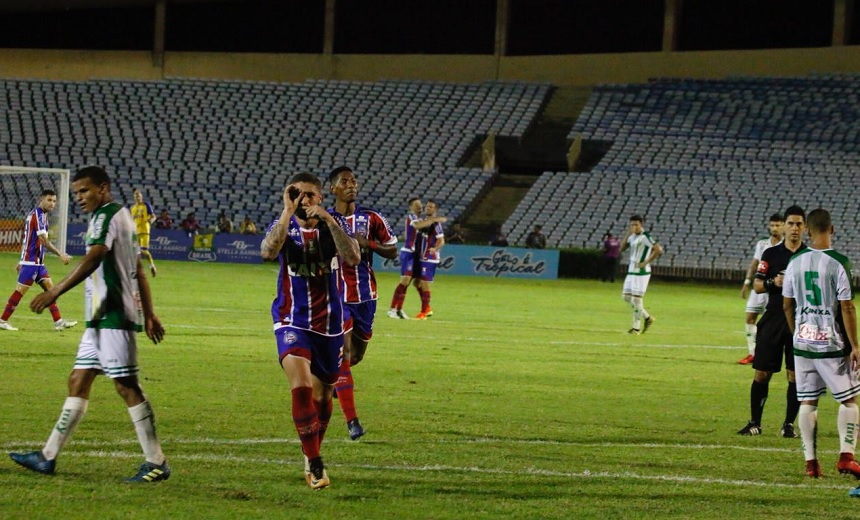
[
  {"xmin": 74, "ymin": 328, "xmax": 139, "ymax": 379},
  {"xmin": 745, "ymin": 290, "xmax": 768, "ymax": 314},
  {"xmin": 622, "ymin": 274, "xmax": 651, "ymax": 297},
  {"xmin": 794, "ymin": 355, "xmax": 860, "ymax": 402}
]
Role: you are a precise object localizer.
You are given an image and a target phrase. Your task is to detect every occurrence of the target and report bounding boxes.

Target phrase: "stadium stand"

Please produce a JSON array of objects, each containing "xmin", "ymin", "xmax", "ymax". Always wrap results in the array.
[
  {"xmin": 0, "ymin": 78, "xmax": 551, "ymax": 233},
  {"xmin": 505, "ymin": 75, "xmax": 860, "ymax": 271}
]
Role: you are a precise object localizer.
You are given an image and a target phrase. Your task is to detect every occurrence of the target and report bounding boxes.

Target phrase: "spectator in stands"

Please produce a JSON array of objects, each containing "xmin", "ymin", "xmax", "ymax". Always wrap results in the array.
[
  {"xmin": 447, "ymin": 222, "xmax": 467, "ymax": 244},
  {"xmin": 601, "ymin": 232, "xmax": 621, "ymax": 282},
  {"xmin": 526, "ymin": 225, "xmax": 547, "ymax": 249},
  {"xmin": 155, "ymin": 210, "xmax": 173, "ymax": 230},
  {"xmin": 179, "ymin": 212, "xmax": 201, "ymax": 236},
  {"xmin": 240, "ymin": 216, "xmax": 257, "ymax": 235},
  {"xmin": 217, "ymin": 211, "xmax": 234, "ymax": 234},
  {"xmin": 489, "ymin": 225, "xmax": 508, "ymax": 247}
]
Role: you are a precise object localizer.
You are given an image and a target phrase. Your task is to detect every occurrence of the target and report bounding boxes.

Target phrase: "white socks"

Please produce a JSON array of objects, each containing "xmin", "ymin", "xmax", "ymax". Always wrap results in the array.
[
  {"xmin": 799, "ymin": 404, "xmax": 818, "ymax": 461},
  {"xmin": 128, "ymin": 400, "xmax": 165, "ymax": 465},
  {"xmin": 745, "ymin": 324, "xmax": 756, "ymax": 355},
  {"xmin": 838, "ymin": 402, "xmax": 859, "ymax": 455},
  {"xmin": 43, "ymin": 397, "xmax": 88, "ymax": 460},
  {"xmin": 631, "ymin": 296, "xmax": 648, "ymax": 329}
]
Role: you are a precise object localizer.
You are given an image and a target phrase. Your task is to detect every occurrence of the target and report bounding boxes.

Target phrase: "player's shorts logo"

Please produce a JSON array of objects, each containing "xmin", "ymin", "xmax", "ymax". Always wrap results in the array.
[{"xmin": 284, "ymin": 331, "xmax": 298, "ymax": 345}]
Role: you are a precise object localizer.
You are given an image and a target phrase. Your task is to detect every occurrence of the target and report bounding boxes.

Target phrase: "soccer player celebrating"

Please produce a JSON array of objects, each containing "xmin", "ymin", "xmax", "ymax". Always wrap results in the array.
[
  {"xmin": 738, "ymin": 213, "xmax": 784, "ymax": 364},
  {"xmin": 620, "ymin": 214, "xmax": 662, "ymax": 335},
  {"xmin": 261, "ymin": 173, "xmax": 360, "ymax": 490},
  {"xmin": 0, "ymin": 189, "xmax": 77, "ymax": 332},
  {"xmin": 9, "ymin": 166, "xmax": 168, "ymax": 482},
  {"xmin": 388, "ymin": 198, "xmax": 446, "ymax": 319},
  {"xmin": 327, "ymin": 166, "xmax": 398, "ymax": 440},
  {"xmin": 413, "ymin": 200, "xmax": 445, "ymax": 320},
  {"xmin": 131, "ymin": 189, "xmax": 157, "ymax": 277},
  {"xmin": 782, "ymin": 208, "xmax": 860, "ymax": 480}
]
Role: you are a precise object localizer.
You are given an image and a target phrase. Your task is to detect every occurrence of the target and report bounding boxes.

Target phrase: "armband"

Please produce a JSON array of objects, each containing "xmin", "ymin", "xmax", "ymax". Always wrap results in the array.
[
  {"xmin": 743, "ymin": 279, "xmax": 752, "ymax": 286},
  {"xmin": 764, "ymin": 278, "xmax": 774, "ymax": 290}
]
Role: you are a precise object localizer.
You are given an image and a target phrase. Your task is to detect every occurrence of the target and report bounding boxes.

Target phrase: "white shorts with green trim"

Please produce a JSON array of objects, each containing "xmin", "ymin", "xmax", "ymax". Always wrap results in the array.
[
  {"xmin": 622, "ymin": 273, "xmax": 651, "ymax": 297},
  {"xmin": 794, "ymin": 354, "xmax": 860, "ymax": 403},
  {"xmin": 74, "ymin": 328, "xmax": 139, "ymax": 379},
  {"xmin": 745, "ymin": 290, "xmax": 768, "ymax": 314}
]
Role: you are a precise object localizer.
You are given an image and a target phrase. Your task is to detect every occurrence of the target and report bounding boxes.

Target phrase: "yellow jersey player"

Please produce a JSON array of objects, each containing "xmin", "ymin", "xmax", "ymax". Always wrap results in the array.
[{"xmin": 131, "ymin": 189, "xmax": 157, "ymax": 277}]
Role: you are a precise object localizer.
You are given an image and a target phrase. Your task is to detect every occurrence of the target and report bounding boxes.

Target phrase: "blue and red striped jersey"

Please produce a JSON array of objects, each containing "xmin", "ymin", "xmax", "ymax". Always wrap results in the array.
[
  {"xmin": 400, "ymin": 213, "xmax": 422, "ymax": 253},
  {"xmin": 268, "ymin": 214, "xmax": 351, "ymax": 336},
  {"xmin": 329, "ymin": 206, "xmax": 397, "ymax": 303},
  {"xmin": 417, "ymin": 222, "xmax": 445, "ymax": 263},
  {"xmin": 19, "ymin": 207, "xmax": 49, "ymax": 265}
]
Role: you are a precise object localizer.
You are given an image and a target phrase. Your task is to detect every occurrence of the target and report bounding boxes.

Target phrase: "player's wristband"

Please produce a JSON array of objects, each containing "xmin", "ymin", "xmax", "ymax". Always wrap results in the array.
[
  {"xmin": 764, "ymin": 278, "xmax": 774, "ymax": 290},
  {"xmin": 743, "ymin": 279, "xmax": 752, "ymax": 286}
]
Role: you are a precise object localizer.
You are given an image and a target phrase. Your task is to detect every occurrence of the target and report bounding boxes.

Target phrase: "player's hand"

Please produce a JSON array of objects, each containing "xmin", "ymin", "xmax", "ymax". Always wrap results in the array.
[
  {"xmin": 637, "ymin": 261, "xmax": 647, "ymax": 269},
  {"xmin": 283, "ymin": 184, "xmax": 300, "ymax": 215},
  {"xmin": 145, "ymin": 315, "xmax": 165, "ymax": 345},
  {"xmin": 741, "ymin": 285, "xmax": 750, "ymax": 299},
  {"xmin": 356, "ymin": 234, "xmax": 369, "ymax": 249},
  {"xmin": 305, "ymin": 205, "xmax": 332, "ymax": 223},
  {"xmin": 850, "ymin": 348, "xmax": 860, "ymax": 372},
  {"xmin": 30, "ymin": 288, "xmax": 59, "ymax": 313},
  {"xmin": 60, "ymin": 254, "xmax": 72, "ymax": 265},
  {"xmin": 773, "ymin": 272, "xmax": 784, "ymax": 287}
]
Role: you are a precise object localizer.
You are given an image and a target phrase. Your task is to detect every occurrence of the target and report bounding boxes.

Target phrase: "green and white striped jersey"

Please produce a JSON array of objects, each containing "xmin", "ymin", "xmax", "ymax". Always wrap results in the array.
[
  {"xmin": 626, "ymin": 232, "xmax": 657, "ymax": 275},
  {"xmin": 84, "ymin": 202, "xmax": 143, "ymax": 331},
  {"xmin": 783, "ymin": 248, "xmax": 854, "ymax": 358}
]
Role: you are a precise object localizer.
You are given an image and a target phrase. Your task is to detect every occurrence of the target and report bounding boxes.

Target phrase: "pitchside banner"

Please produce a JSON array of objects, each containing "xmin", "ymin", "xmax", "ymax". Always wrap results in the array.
[
  {"xmin": 375, "ymin": 244, "xmax": 559, "ymax": 279},
  {"xmin": 67, "ymin": 225, "xmax": 559, "ymax": 278},
  {"xmin": 67, "ymin": 224, "xmax": 264, "ymax": 264}
]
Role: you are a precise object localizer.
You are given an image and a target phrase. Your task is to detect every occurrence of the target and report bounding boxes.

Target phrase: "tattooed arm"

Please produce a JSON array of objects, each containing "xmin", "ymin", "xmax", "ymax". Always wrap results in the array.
[
  {"xmin": 261, "ymin": 185, "xmax": 297, "ymax": 261},
  {"xmin": 305, "ymin": 205, "xmax": 360, "ymax": 266}
]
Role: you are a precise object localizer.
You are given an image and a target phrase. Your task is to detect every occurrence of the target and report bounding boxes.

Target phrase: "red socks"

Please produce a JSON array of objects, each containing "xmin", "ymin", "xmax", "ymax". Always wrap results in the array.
[
  {"xmin": 2, "ymin": 290, "xmax": 23, "ymax": 321},
  {"xmin": 49, "ymin": 304, "xmax": 61, "ymax": 322},
  {"xmin": 419, "ymin": 289, "xmax": 431, "ymax": 313},
  {"xmin": 391, "ymin": 284, "xmax": 407, "ymax": 310},
  {"xmin": 291, "ymin": 386, "xmax": 319, "ymax": 459},
  {"xmin": 335, "ymin": 359, "xmax": 357, "ymax": 422},
  {"xmin": 316, "ymin": 397, "xmax": 332, "ymax": 445}
]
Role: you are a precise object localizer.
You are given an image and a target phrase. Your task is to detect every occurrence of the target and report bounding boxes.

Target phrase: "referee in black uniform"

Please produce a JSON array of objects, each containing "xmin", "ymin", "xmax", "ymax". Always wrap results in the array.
[{"xmin": 738, "ymin": 205, "xmax": 807, "ymax": 437}]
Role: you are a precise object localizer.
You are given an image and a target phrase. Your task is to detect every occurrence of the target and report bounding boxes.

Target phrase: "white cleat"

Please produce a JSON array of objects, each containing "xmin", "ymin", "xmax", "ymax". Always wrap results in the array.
[
  {"xmin": 54, "ymin": 319, "xmax": 78, "ymax": 331},
  {"xmin": 0, "ymin": 319, "xmax": 18, "ymax": 331}
]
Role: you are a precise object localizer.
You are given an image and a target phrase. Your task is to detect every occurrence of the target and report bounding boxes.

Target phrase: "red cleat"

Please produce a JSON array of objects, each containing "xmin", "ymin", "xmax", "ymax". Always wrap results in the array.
[
  {"xmin": 838, "ymin": 453, "xmax": 860, "ymax": 479},
  {"xmin": 737, "ymin": 354, "xmax": 754, "ymax": 365},
  {"xmin": 805, "ymin": 459, "xmax": 822, "ymax": 478}
]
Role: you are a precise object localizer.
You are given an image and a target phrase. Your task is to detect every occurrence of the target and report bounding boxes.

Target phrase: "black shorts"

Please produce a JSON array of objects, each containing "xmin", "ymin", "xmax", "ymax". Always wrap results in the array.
[{"xmin": 752, "ymin": 310, "xmax": 795, "ymax": 373}]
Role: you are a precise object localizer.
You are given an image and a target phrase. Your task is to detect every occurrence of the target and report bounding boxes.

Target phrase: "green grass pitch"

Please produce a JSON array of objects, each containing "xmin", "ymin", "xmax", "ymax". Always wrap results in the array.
[{"xmin": 0, "ymin": 252, "xmax": 858, "ymax": 518}]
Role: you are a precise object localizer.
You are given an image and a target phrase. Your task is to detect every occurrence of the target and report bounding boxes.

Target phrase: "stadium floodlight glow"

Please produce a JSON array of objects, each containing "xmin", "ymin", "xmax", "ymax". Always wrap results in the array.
[{"xmin": 0, "ymin": 166, "xmax": 71, "ymax": 255}]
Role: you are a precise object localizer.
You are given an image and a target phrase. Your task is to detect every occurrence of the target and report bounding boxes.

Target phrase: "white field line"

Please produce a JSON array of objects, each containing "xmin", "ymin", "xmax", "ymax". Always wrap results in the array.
[
  {"xmin": 2, "ymin": 437, "xmax": 812, "ymax": 452},
  {"xmin": 7, "ymin": 448, "xmax": 851, "ymax": 491}
]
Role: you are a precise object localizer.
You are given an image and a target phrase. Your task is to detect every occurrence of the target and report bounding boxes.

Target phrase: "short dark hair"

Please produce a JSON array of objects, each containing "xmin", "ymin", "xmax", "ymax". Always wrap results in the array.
[
  {"xmin": 40, "ymin": 189, "xmax": 56, "ymax": 198},
  {"xmin": 73, "ymin": 165, "xmax": 110, "ymax": 187},
  {"xmin": 408, "ymin": 197, "xmax": 420, "ymax": 205},
  {"xmin": 806, "ymin": 208, "xmax": 831, "ymax": 233},
  {"xmin": 768, "ymin": 213, "xmax": 784, "ymax": 223},
  {"xmin": 783, "ymin": 205, "xmax": 806, "ymax": 221},
  {"xmin": 426, "ymin": 199, "xmax": 437, "ymax": 205},
  {"xmin": 288, "ymin": 172, "xmax": 322, "ymax": 191},
  {"xmin": 327, "ymin": 166, "xmax": 353, "ymax": 185},
  {"xmin": 630, "ymin": 214, "xmax": 644, "ymax": 223}
]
